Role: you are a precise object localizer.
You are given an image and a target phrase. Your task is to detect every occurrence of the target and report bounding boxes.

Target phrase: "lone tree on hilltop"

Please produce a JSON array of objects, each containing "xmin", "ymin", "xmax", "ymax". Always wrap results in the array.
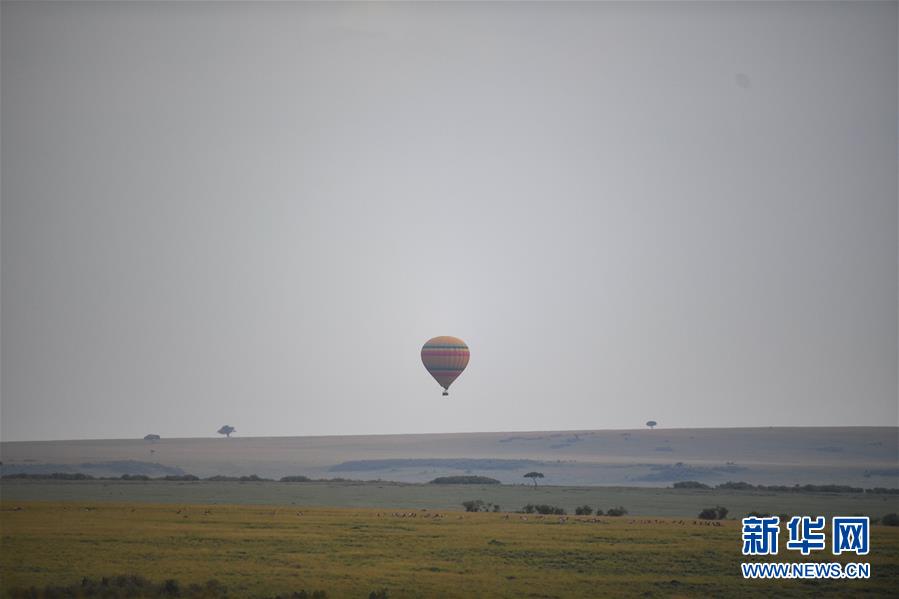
[
  {"xmin": 217, "ymin": 425, "xmax": 236, "ymax": 438},
  {"xmin": 646, "ymin": 420, "xmax": 658, "ymax": 430},
  {"xmin": 523, "ymin": 472, "xmax": 544, "ymax": 487}
]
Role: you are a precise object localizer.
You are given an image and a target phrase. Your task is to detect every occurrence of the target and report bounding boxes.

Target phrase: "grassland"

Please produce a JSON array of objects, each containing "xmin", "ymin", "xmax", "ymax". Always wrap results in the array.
[
  {"xmin": 2, "ymin": 501, "xmax": 898, "ymax": 598},
  {"xmin": 3, "ymin": 427, "xmax": 897, "ymax": 487},
  {"xmin": 2, "ymin": 480, "xmax": 898, "ymax": 520},
  {"xmin": 2, "ymin": 428, "xmax": 897, "ymax": 597}
]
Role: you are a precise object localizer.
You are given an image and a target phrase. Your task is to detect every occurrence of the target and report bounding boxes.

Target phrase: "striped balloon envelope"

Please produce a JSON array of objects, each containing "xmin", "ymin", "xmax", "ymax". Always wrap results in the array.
[{"xmin": 421, "ymin": 336, "xmax": 470, "ymax": 396}]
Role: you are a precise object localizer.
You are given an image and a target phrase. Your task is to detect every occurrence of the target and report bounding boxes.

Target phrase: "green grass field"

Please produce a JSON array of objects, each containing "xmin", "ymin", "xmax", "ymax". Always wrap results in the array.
[
  {"xmin": 2, "ymin": 480, "xmax": 897, "ymax": 520},
  {"xmin": 2, "ymin": 501, "xmax": 898, "ymax": 598}
]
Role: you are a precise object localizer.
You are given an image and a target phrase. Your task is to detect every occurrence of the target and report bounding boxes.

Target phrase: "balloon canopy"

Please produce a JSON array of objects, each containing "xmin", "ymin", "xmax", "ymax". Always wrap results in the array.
[{"xmin": 421, "ymin": 336, "xmax": 470, "ymax": 395}]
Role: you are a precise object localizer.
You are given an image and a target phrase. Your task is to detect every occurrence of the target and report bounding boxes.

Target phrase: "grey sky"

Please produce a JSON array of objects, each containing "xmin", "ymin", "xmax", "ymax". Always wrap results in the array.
[{"xmin": 2, "ymin": 2, "xmax": 897, "ymax": 442}]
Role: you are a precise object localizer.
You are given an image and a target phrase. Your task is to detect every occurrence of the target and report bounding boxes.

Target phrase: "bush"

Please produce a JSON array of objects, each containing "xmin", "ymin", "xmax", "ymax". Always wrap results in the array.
[
  {"xmin": 163, "ymin": 579, "xmax": 180, "ymax": 595},
  {"xmin": 698, "ymin": 505, "xmax": 729, "ymax": 520},
  {"xmin": 745, "ymin": 511, "xmax": 773, "ymax": 518},
  {"xmin": 714, "ymin": 481, "xmax": 870, "ymax": 494},
  {"xmin": 1, "ymin": 472, "xmax": 95, "ymax": 480},
  {"xmin": 164, "ymin": 474, "xmax": 199, "ymax": 481},
  {"xmin": 716, "ymin": 481, "xmax": 754, "ymax": 490},
  {"xmin": 430, "ymin": 476, "xmax": 501, "ymax": 485},
  {"xmin": 574, "ymin": 505, "xmax": 593, "ymax": 516},
  {"xmin": 605, "ymin": 506, "xmax": 628, "ymax": 517},
  {"xmin": 280, "ymin": 476, "xmax": 311, "ymax": 482},
  {"xmin": 120, "ymin": 474, "xmax": 150, "ymax": 481},
  {"xmin": 462, "ymin": 500, "xmax": 485, "ymax": 512},
  {"xmin": 882, "ymin": 513, "xmax": 899, "ymax": 526},
  {"xmin": 866, "ymin": 488, "xmax": 899, "ymax": 495},
  {"xmin": 369, "ymin": 590, "xmax": 389, "ymax": 599},
  {"xmin": 520, "ymin": 504, "xmax": 565, "ymax": 515},
  {"xmin": 7, "ymin": 576, "xmax": 229, "ymax": 598},
  {"xmin": 795, "ymin": 484, "xmax": 863, "ymax": 494},
  {"xmin": 672, "ymin": 481, "xmax": 710, "ymax": 489},
  {"xmin": 204, "ymin": 474, "xmax": 272, "ymax": 482}
]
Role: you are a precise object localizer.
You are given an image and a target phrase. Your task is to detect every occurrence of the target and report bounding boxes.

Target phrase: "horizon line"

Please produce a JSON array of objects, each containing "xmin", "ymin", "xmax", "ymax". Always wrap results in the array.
[{"xmin": 2, "ymin": 424, "xmax": 897, "ymax": 445}]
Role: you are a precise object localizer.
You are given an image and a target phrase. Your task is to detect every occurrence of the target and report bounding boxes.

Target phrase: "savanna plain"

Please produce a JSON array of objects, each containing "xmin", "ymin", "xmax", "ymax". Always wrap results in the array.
[
  {"xmin": 2, "ymin": 500, "xmax": 899, "ymax": 598},
  {"xmin": 2, "ymin": 428, "xmax": 898, "ymax": 597}
]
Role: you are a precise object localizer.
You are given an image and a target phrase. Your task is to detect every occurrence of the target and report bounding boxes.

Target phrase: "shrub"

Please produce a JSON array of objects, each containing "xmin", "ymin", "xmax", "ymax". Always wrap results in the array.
[
  {"xmin": 605, "ymin": 506, "xmax": 628, "ymax": 517},
  {"xmin": 280, "ymin": 476, "xmax": 311, "ymax": 482},
  {"xmin": 672, "ymin": 481, "xmax": 710, "ymax": 489},
  {"xmin": 715, "ymin": 481, "xmax": 870, "ymax": 494},
  {"xmin": 120, "ymin": 474, "xmax": 150, "ymax": 481},
  {"xmin": 369, "ymin": 590, "xmax": 389, "ymax": 599},
  {"xmin": 430, "ymin": 476, "xmax": 501, "ymax": 485},
  {"xmin": 795, "ymin": 484, "xmax": 863, "ymax": 494},
  {"xmin": 163, "ymin": 474, "xmax": 199, "ymax": 481},
  {"xmin": 519, "ymin": 504, "xmax": 565, "ymax": 515},
  {"xmin": 882, "ymin": 513, "xmax": 899, "ymax": 526},
  {"xmin": 204, "ymin": 474, "xmax": 272, "ymax": 482},
  {"xmin": 462, "ymin": 500, "xmax": 485, "ymax": 512},
  {"xmin": 6, "ymin": 576, "xmax": 229, "ymax": 598},
  {"xmin": 698, "ymin": 505, "xmax": 728, "ymax": 520},
  {"xmin": 1, "ymin": 472, "xmax": 96, "ymax": 480},
  {"xmin": 163, "ymin": 579, "xmax": 180, "ymax": 595},
  {"xmin": 538, "ymin": 504, "xmax": 566, "ymax": 515},
  {"xmin": 574, "ymin": 505, "xmax": 593, "ymax": 516},
  {"xmin": 716, "ymin": 481, "xmax": 754, "ymax": 490},
  {"xmin": 745, "ymin": 511, "xmax": 773, "ymax": 518}
]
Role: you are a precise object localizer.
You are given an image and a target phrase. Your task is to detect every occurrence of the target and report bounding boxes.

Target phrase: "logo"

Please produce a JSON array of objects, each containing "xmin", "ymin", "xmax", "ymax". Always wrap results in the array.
[
  {"xmin": 741, "ymin": 516, "xmax": 780, "ymax": 556},
  {"xmin": 832, "ymin": 517, "xmax": 869, "ymax": 556},
  {"xmin": 741, "ymin": 515, "xmax": 871, "ymax": 579},
  {"xmin": 786, "ymin": 516, "xmax": 826, "ymax": 555}
]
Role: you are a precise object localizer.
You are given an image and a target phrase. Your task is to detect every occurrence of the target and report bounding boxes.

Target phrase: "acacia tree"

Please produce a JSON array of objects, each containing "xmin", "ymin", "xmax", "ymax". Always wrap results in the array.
[
  {"xmin": 523, "ymin": 471, "xmax": 544, "ymax": 487},
  {"xmin": 217, "ymin": 425, "xmax": 236, "ymax": 438},
  {"xmin": 646, "ymin": 420, "xmax": 658, "ymax": 430}
]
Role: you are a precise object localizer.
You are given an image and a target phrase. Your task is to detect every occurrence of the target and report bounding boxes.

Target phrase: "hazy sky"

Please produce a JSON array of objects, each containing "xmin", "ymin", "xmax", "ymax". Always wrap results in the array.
[{"xmin": 2, "ymin": 2, "xmax": 897, "ymax": 442}]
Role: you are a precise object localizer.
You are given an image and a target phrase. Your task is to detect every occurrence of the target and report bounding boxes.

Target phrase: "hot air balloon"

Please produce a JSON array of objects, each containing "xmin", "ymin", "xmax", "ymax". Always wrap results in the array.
[{"xmin": 421, "ymin": 336, "xmax": 469, "ymax": 396}]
